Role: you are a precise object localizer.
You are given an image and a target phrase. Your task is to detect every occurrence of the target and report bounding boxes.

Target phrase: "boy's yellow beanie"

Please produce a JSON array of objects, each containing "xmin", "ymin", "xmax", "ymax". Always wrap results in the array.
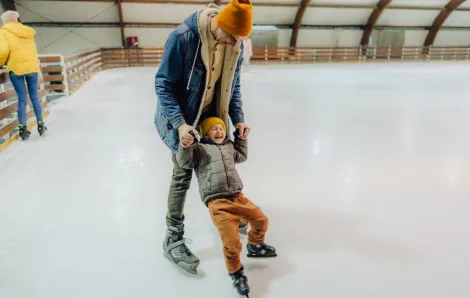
[{"xmin": 201, "ymin": 117, "xmax": 225, "ymax": 137}]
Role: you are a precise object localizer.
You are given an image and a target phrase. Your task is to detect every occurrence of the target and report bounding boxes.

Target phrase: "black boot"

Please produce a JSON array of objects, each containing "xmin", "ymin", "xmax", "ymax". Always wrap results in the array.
[
  {"xmin": 18, "ymin": 125, "xmax": 31, "ymax": 140},
  {"xmin": 230, "ymin": 266, "xmax": 250, "ymax": 298},
  {"xmin": 37, "ymin": 122, "xmax": 47, "ymax": 136},
  {"xmin": 247, "ymin": 242, "xmax": 277, "ymax": 258}
]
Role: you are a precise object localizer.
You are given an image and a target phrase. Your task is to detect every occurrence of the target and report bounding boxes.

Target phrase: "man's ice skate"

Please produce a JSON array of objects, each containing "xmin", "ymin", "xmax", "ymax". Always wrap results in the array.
[
  {"xmin": 163, "ymin": 225, "xmax": 200, "ymax": 274},
  {"xmin": 37, "ymin": 122, "xmax": 47, "ymax": 136},
  {"xmin": 18, "ymin": 125, "xmax": 31, "ymax": 140},
  {"xmin": 247, "ymin": 242, "xmax": 277, "ymax": 258},
  {"xmin": 239, "ymin": 221, "xmax": 249, "ymax": 235},
  {"xmin": 230, "ymin": 266, "xmax": 250, "ymax": 298}
]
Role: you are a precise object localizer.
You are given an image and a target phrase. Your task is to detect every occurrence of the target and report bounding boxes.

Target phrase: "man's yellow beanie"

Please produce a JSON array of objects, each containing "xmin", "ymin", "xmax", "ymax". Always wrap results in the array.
[
  {"xmin": 200, "ymin": 117, "xmax": 226, "ymax": 137},
  {"xmin": 216, "ymin": 0, "xmax": 253, "ymax": 37}
]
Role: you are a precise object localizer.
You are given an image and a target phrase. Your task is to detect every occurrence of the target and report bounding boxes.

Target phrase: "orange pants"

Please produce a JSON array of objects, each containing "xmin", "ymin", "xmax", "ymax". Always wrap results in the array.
[{"xmin": 208, "ymin": 193, "xmax": 269, "ymax": 273}]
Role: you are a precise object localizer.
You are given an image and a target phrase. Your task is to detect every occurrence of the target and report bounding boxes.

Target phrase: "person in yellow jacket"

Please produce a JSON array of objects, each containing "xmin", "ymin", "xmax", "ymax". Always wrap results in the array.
[{"xmin": 0, "ymin": 10, "xmax": 47, "ymax": 140}]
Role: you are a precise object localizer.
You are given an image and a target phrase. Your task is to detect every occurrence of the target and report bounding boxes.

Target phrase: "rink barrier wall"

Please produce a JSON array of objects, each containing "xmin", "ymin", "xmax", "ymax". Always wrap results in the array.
[
  {"xmin": 0, "ymin": 69, "xmax": 48, "ymax": 151},
  {"xmin": 100, "ymin": 48, "xmax": 164, "ymax": 69},
  {"xmin": 251, "ymin": 46, "xmax": 470, "ymax": 63},
  {"xmin": 64, "ymin": 49, "xmax": 102, "ymax": 96},
  {"xmin": 97, "ymin": 46, "xmax": 470, "ymax": 66},
  {"xmin": 39, "ymin": 54, "xmax": 68, "ymax": 99},
  {"xmin": 38, "ymin": 49, "xmax": 103, "ymax": 98}
]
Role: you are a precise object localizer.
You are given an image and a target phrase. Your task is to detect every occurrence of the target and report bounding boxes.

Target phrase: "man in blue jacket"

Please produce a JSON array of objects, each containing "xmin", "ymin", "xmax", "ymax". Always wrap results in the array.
[{"xmin": 154, "ymin": 0, "xmax": 253, "ymax": 274}]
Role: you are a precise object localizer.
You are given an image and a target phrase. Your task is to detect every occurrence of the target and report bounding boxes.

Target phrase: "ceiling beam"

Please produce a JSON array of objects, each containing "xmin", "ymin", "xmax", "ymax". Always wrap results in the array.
[
  {"xmin": 290, "ymin": 0, "xmax": 310, "ymax": 47},
  {"xmin": 23, "ymin": 22, "xmax": 470, "ymax": 31},
  {"xmin": 116, "ymin": 0, "xmax": 126, "ymax": 47},
  {"xmin": 20, "ymin": 0, "xmax": 470, "ymax": 10},
  {"xmin": 360, "ymin": 0, "xmax": 392, "ymax": 46},
  {"xmin": 424, "ymin": 0, "xmax": 467, "ymax": 46}
]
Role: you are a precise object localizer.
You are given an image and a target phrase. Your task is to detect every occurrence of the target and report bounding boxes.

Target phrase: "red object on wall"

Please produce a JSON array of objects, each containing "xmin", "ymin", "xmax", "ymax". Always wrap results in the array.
[{"xmin": 127, "ymin": 36, "xmax": 139, "ymax": 48}]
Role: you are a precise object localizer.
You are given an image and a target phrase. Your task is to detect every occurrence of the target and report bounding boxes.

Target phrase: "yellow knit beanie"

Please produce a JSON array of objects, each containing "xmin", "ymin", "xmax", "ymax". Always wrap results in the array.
[
  {"xmin": 200, "ymin": 117, "xmax": 226, "ymax": 137},
  {"xmin": 216, "ymin": 0, "xmax": 253, "ymax": 37}
]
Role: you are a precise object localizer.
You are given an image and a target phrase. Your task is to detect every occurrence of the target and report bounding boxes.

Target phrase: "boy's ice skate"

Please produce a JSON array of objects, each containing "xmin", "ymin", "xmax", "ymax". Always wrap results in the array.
[
  {"xmin": 163, "ymin": 225, "xmax": 200, "ymax": 274},
  {"xmin": 247, "ymin": 242, "xmax": 277, "ymax": 258},
  {"xmin": 230, "ymin": 266, "xmax": 250, "ymax": 298}
]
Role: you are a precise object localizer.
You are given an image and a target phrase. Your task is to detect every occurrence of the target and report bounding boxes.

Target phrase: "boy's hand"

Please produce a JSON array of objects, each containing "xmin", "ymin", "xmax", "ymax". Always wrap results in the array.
[
  {"xmin": 178, "ymin": 124, "xmax": 199, "ymax": 148},
  {"xmin": 235, "ymin": 123, "xmax": 250, "ymax": 140},
  {"xmin": 180, "ymin": 137, "xmax": 195, "ymax": 148}
]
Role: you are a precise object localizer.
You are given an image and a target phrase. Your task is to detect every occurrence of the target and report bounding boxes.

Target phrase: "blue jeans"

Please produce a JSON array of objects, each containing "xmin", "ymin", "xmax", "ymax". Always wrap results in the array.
[{"xmin": 9, "ymin": 72, "xmax": 43, "ymax": 126}]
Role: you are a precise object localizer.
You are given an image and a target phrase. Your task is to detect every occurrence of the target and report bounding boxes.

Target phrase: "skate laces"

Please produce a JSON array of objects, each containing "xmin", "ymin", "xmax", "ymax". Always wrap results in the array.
[
  {"xmin": 179, "ymin": 237, "xmax": 194, "ymax": 256},
  {"xmin": 168, "ymin": 235, "xmax": 194, "ymax": 256}
]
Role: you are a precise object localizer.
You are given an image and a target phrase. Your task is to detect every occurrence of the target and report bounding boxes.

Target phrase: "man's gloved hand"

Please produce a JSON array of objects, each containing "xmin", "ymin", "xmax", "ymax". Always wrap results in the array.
[{"xmin": 178, "ymin": 123, "xmax": 199, "ymax": 148}]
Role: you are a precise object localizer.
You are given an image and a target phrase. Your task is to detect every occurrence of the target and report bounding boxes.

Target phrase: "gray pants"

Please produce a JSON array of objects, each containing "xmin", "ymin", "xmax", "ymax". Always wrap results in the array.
[{"xmin": 166, "ymin": 153, "xmax": 193, "ymax": 227}]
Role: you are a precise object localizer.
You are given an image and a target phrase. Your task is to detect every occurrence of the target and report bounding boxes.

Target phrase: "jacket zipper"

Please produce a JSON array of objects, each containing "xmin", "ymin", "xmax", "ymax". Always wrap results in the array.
[{"xmin": 217, "ymin": 145, "xmax": 231, "ymax": 194}]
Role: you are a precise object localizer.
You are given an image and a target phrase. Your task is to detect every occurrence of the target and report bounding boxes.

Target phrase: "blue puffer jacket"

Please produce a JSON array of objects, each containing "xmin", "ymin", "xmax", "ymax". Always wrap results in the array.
[{"xmin": 154, "ymin": 6, "xmax": 244, "ymax": 152}]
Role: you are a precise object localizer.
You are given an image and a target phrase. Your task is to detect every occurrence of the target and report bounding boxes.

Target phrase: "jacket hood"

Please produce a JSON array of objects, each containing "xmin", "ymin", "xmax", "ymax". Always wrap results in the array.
[
  {"xmin": 183, "ymin": 3, "xmax": 221, "ymax": 39},
  {"xmin": 2, "ymin": 22, "xmax": 36, "ymax": 39}
]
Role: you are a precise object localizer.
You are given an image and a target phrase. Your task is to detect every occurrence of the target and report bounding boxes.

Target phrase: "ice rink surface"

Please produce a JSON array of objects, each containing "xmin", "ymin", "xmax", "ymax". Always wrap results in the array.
[{"xmin": 1, "ymin": 63, "xmax": 469, "ymax": 298}]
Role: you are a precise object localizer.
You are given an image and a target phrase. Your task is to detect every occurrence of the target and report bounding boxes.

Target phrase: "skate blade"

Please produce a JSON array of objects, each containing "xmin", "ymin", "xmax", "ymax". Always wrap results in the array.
[
  {"xmin": 238, "ymin": 290, "xmax": 250, "ymax": 298},
  {"xmin": 246, "ymin": 253, "xmax": 277, "ymax": 258},
  {"xmin": 163, "ymin": 251, "xmax": 199, "ymax": 274}
]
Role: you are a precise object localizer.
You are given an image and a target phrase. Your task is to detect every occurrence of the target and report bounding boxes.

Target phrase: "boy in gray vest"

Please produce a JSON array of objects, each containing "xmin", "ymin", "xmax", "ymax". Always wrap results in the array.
[{"xmin": 176, "ymin": 117, "xmax": 277, "ymax": 298}]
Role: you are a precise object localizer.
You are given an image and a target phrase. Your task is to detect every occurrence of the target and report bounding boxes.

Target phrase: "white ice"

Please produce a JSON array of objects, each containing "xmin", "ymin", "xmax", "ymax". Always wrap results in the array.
[{"xmin": 1, "ymin": 63, "xmax": 470, "ymax": 298}]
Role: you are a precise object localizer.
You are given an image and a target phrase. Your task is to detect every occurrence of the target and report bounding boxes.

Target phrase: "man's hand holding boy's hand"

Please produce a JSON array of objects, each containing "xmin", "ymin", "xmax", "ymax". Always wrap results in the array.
[
  {"xmin": 179, "ymin": 123, "xmax": 198, "ymax": 148},
  {"xmin": 235, "ymin": 123, "xmax": 250, "ymax": 140}
]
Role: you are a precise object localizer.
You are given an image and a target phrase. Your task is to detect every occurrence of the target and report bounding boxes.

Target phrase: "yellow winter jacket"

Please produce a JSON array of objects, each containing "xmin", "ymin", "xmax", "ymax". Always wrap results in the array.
[{"xmin": 0, "ymin": 22, "xmax": 40, "ymax": 75}]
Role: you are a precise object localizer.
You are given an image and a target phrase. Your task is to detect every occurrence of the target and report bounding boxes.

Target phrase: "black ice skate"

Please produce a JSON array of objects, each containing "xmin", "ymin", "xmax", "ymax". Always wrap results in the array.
[
  {"xmin": 247, "ymin": 242, "xmax": 277, "ymax": 258},
  {"xmin": 230, "ymin": 266, "xmax": 250, "ymax": 298},
  {"xmin": 18, "ymin": 125, "xmax": 31, "ymax": 140},
  {"xmin": 37, "ymin": 122, "xmax": 47, "ymax": 136}
]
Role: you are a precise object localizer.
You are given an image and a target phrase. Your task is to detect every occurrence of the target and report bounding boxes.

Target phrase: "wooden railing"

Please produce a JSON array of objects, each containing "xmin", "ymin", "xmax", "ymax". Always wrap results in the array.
[
  {"xmin": 0, "ymin": 69, "xmax": 48, "ymax": 150},
  {"xmin": 40, "ymin": 54, "xmax": 67, "ymax": 99},
  {"xmin": 97, "ymin": 46, "xmax": 470, "ymax": 68},
  {"xmin": 38, "ymin": 49, "xmax": 103, "ymax": 98},
  {"xmin": 101, "ymin": 48, "xmax": 164, "ymax": 69},
  {"xmin": 251, "ymin": 46, "xmax": 470, "ymax": 63},
  {"xmin": 65, "ymin": 49, "xmax": 102, "ymax": 95}
]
